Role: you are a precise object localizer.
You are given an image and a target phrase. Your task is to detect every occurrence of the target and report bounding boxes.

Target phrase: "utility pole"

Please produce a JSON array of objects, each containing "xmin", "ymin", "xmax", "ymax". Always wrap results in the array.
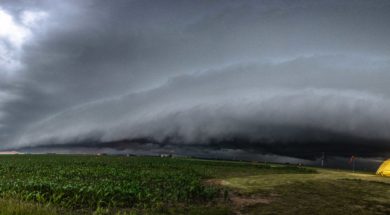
[{"xmin": 349, "ymin": 155, "xmax": 356, "ymax": 172}]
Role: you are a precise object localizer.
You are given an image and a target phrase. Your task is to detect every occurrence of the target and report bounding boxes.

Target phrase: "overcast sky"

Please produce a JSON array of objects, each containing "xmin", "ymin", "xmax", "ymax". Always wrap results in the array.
[{"xmin": 1, "ymin": 0, "xmax": 390, "ymax": 159}]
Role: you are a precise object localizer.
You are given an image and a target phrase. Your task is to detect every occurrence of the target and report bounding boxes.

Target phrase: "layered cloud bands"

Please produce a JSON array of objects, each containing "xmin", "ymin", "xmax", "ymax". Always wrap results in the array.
[
  {"xmin": 1, "ymin": 0, "xmax": 390, "ymax": 159},
  {"xmin": 16, "ymin": 64, "xmax": 390, "ymax": 158}
]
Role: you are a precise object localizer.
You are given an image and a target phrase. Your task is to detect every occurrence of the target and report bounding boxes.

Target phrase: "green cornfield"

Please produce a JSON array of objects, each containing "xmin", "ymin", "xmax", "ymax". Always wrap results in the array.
[{"xmin": 0, "ymin": 155, "xmax": 315, "ymax": 214}]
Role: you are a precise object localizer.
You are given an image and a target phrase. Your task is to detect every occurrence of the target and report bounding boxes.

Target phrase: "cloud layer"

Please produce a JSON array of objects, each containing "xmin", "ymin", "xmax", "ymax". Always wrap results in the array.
[{"xmin": 1, "ymin": 0, "xmax": 390, "ymax": 159}]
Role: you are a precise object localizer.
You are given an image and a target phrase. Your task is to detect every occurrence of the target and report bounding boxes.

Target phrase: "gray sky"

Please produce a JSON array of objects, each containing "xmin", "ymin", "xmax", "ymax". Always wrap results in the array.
[{"xmin": 1, "ymin": 0, "xmax": 390, "ymax": 159}]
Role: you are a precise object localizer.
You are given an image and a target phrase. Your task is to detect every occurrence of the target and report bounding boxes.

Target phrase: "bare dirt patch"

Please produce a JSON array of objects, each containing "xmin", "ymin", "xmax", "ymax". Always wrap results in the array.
[
  {"xmin": 204, "ymin": 178, "xmax": 275, "ymax": 214},
  {"xmin": 204, "ymin": 179, "xmax": 226, "ymax": 186},
  {"xmin": 228, "ymin": 192, "xmax": 275, "ymax": 215},
  {"xmin": 230, "ymin": 194, "xmax": 272, "ymax": 206}
]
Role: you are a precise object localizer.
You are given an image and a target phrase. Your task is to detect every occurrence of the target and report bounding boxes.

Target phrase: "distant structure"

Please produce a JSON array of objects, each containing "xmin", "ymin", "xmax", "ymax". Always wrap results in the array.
[
  {"xmin": 321, "ymin": 152, "xmax": 326, "ymax": 167},
  {"xmin": 0, "ymin": 151, "xmax": 23, "ymax": 155},
  {"xmin": 160, "ymin": 154, "xmax": 172, "ymax": 158}
]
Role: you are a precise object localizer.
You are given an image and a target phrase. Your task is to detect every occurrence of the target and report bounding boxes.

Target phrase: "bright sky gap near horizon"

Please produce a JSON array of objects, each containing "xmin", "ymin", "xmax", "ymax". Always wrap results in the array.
[{"xmin": 0, "ymin": 0, "xmax": 390, "ymax": 163}]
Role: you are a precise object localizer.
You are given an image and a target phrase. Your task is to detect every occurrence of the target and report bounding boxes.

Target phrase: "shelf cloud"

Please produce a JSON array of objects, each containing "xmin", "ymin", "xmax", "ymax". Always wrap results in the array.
[{"xmin": 1, "ymin": 0, "xmax": 390, "ymax": 160}]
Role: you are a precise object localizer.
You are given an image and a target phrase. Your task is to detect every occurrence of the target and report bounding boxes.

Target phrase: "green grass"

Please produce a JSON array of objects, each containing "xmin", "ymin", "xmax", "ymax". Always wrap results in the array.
[
  {"xmin": 242, "ymin": 180, "xmax": 390, "ymax": 215},
  {"xmin": 0, "ymin": 198, "xmax": 66, "ymax": 215},
  {"xmin": 220, "ymin": 168, "xmax": 390, "ymax": 215},
  {"xmin": 222, "ymin": 168, "xmax": 390, "ymax": 192}
]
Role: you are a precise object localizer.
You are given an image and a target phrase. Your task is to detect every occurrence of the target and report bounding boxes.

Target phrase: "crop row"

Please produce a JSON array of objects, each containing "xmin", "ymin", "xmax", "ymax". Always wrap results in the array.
[{"xmin": 0, "ymin": 155, "xmax": 314, "ymax": 209}]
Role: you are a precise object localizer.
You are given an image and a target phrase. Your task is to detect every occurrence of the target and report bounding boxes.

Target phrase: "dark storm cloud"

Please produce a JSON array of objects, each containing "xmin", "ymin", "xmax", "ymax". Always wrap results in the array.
[{"xmin": 1, "ymin": 0, "xmax": 390, "ymax": 159}]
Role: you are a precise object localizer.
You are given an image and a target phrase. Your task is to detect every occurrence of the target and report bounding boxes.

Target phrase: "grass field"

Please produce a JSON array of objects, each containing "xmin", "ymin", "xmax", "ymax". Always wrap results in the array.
[{"xmin": 0, "ymin": 155, "xmax": 388, "ymax": 215}]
